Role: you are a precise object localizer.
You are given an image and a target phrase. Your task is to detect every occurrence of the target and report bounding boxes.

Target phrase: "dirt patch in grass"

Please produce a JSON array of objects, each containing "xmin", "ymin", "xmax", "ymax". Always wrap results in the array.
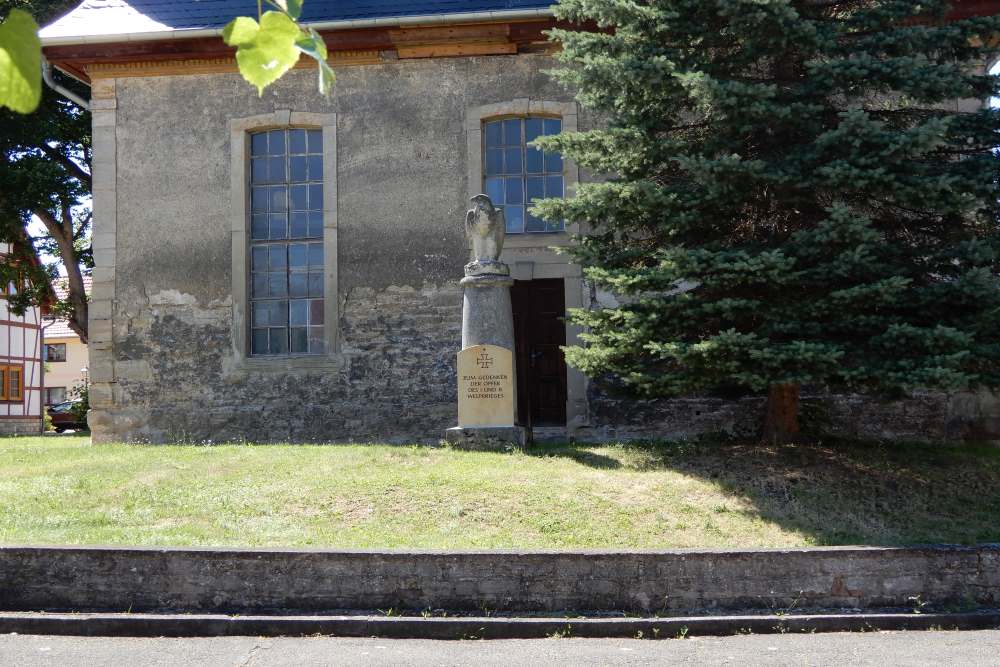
[{"xmin": 0, "ymin": 435, "xmax": 997, "ymax": 549}]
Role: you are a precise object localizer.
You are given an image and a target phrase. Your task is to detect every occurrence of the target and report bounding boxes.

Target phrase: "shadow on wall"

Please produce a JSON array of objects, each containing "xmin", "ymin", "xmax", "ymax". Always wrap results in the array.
[{"xmin": 525, "ymin": 438, "xmax": 1000, "ymax": 547}]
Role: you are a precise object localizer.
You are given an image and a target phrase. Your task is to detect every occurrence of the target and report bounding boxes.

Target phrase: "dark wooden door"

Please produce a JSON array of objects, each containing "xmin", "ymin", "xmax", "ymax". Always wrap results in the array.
[{"xmin": 512, "ymin": 279, "xmax": 567, "ymax": 427}]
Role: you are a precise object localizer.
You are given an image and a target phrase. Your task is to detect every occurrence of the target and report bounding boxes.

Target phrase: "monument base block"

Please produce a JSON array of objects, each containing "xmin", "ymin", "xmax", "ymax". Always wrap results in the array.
[{"xmin": 444, "ymin": 426, "xmax": 532, "ymax": 451}]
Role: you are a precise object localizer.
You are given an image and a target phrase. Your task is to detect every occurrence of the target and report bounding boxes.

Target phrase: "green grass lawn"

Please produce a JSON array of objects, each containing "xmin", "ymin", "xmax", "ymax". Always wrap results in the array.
[{"xmin": 1, "ymin": 435, "xmax": 998, "ymax": 549}]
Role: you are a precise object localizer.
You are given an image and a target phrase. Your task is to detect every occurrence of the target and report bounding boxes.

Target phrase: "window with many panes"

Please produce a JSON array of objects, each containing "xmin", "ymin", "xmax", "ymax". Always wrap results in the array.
[
  {"xmin": 483, "ymin": 116, "xmax": 563, "ymax": 233},
  {"xmin": 249, "ymin": 128, "xmax": 325, "ymax": 355},
  {"xmin": 44, "ymin": 343, "xmax": 66, "ymax": 362}
]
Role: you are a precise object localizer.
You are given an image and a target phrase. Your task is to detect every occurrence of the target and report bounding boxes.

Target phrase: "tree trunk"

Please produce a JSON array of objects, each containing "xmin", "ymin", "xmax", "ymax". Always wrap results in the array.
[
  {"xmin": 34, "ymin": 208, "xmax": 89, "ymax": 343},
  {"xmin": 763, "ymin": 383, "xmax": 800, "ymax": 444}
]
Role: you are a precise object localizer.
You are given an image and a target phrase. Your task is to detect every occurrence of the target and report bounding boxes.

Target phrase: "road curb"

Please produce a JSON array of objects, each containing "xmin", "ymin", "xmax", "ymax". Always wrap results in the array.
[{"xmin": 1, "ymin": 611, "xmax": 998, "ymax": 639}]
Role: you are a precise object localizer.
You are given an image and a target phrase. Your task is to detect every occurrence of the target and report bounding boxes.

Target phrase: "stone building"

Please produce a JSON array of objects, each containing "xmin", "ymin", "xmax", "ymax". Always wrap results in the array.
[{"xmin": 40, "ymin": 0, "xmax": 1000, "ymax": 443}]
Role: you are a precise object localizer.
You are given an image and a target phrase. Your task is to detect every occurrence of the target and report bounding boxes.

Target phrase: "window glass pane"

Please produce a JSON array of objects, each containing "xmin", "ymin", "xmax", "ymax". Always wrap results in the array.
[
  {"xmin": 308, "ymin": 155, "xmax": 323, "ymax": 180},
  {"xmin": 308, "ymin": 242, "xmax": 323, "ymax": 268},
  {"xmin": 525, "ymin": 117, "xmax": 544, "ymax": 143},
  {"xmin": 290, "ymin": 156, "xmax": 307, "ymax": 182},
  {"xmin": 485, "ymin": 148, "xmax": 502, "ymax": 176},
  {"xmin": 289, "ymin": 299, "xmax": 308, "ymax": 326},
  {"xmin": 526, "ymin": 176, "xmax": 544, "ymax": 203},
  {"xmin": 269, "ymin": 213, "xmax": 286, "ymax": 239},
  {"xmin": 485, "ymin": 177, "xmax": 503, "ymax": 205},
  {"xmin": 268, "ymin": 129, "xmax": 285, "ymax": 155},
  {"xmin": 269, "ymin": 273, "xmax": 287, "ymax": 297},
  {"xmin": 290, "ymin": 184, "xmax": 308, "ymax": 210},
  {"xmin": 268, "ymin": 156, "xmax": 285, "ymax": 183},
  {"xmin": 545, "ymin": 151, "xmax": 563, "ymax": 173},
  {"xmin": 525, "ymin": 147, "xmax": 543, "ymax": 174},
  {"xmin": 504, "ymin": 148, "xmax": 522, "ymax": 175},
  {"xmin": 251, "ymin": 187, "xmax": 268, "ymax": 212},
  {"xmin": 310, "ymin": 299, "xmax": 324, "ymax": 326},
  {"xmin": 309, "ymin": 326, "xmax": 324, "ymax": 354},
  {"xmin": 290, "ymin": 211, "xmax": 308, "ymax": 238},
  {"xmin": 251, "ymin": 158, "xmax": 266, "ymax": 183},
  {"xmin": 289, "ymin": 327, "xmax": 308, "ymax": 353},
  {"xmin": 252, "ymin": 246, "xmax": 268, "ymax": 272},
  {"xmin": 484, "ymin": 121, "xmax": 502, "ymax": 147},
  {"xmin": 526, "ymin": 213, "xmax": 546, "ymax": 233},
  {"xmin": 269, "ymin": 328, "xmax": 288, "ymax": 354},
  {"xmin": 252, "ymin": 329, "xmax": 269, "ymax": 354},
  {"xmin": 502, "ymin": 118, "xmax": 521, "ymax": 146},
  {"xmin": 308, "ymin": 272, "xmax": 323, "ymax": 297},
  {"xmin": 251, "ymin": 215, "xmax": 268, "ymax": 240},
  {"xmin": 289, "ymin": 129, "xmax": 307, "ymax": 154},
  {"xmin": 545, "ymin": 175, "xmax": 563, "ymax": 197},
  {"xmin": 543, "ymin": 118, "xmax": 561, "ymax": 135},
  {"xmin": 251, "ymin": 133, "xmax": 268, "ymax": 156},
  {"xmin": 252, "ymin": 273, "xmax": 268, "ymax": 298},
  {"xmin": 307, "ymin": 129, "xmax": 322, "ymax": 153},
  {"xmin": 270, "ymin": 300, "xmax": 288, "ymax": 326},
  {"xmin": 269, "ymin": 245, "xmax": 286, "ymax": 270},
  {"xmin": 252, "ymin": 302, "xmax": 268, "ymax": 327},
  {"xmin": 309, "ymin": 184, "xmax": 323, "ymax": 210},
  {"xmin": 289, "ymin": 243, "xmax": 308, "ymax": 268},
  {"xmin": 505, "ymin": 205, "xmax": 524, "ymax": 233},
  {"xmin": 505, "ymin": 177, "xmax": 523, "ymax": 204},
  {"xmin": 269, "ymin": 187, "xmax": 286, "ymax": 211},
  {"xmin": 289, "ymin": 273, "xmax": 308, "ymax": 297},
  {"xmin": 308, "ymin": 211, "xmax": 323, "ymax": 237}
]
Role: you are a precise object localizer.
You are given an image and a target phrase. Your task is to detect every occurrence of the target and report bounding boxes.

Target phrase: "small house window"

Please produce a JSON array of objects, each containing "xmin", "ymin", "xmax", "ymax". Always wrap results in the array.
[
  {"xmin": 483, "ymin": 116, "xmax": 564, "ymax": 233},
  {"xmin": 0, "ymin": 365, "xmax": 24, "ymax": 402},
  {"xmin": 46, "ymin": 386, "xmax": 66, "ymax": 405},
  {"xmin": 248, "ymin": 128, "xmax": 325, "ymax": 356},
  {"xmin": 44, "ymin": 343, "xmax": 67, "ymax": 362}
]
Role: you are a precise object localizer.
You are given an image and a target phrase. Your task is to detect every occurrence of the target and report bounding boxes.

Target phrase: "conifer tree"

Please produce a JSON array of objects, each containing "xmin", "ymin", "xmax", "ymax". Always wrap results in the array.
[{"xmin": 535, "ymin": 0, "xmax": 1000, "ymax": 442}]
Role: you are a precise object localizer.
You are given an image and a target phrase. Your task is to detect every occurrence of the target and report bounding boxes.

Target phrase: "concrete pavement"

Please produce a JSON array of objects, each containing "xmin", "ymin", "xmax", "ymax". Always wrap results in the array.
[{"xmin": 1, "ymin": 629, "xmax": 999, "ymax": 666}]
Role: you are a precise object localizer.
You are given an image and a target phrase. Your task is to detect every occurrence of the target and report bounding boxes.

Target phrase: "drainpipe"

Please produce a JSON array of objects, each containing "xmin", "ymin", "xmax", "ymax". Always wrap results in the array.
[{"xmin": 41, "ymin": 57, "xmax": 89, "ymax": 110}]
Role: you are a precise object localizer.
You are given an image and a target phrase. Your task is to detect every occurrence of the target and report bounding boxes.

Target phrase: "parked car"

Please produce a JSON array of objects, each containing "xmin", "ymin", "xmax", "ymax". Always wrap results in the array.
[{"xmin": 47, "ymin": 400, "xmax": 87, "ymax": 432}]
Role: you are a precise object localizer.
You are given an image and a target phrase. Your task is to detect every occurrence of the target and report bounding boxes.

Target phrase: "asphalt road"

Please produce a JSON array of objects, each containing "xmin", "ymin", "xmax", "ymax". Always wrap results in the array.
[{"xmin": 1, "ymin": 629, "xmax": 998, "ymax": 666}]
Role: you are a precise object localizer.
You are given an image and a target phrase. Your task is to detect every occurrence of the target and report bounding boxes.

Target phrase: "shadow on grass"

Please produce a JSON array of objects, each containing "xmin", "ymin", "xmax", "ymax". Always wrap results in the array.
[{"xmin": 526, "ymin": 438, "xmax": 1000, "ymax": 547}]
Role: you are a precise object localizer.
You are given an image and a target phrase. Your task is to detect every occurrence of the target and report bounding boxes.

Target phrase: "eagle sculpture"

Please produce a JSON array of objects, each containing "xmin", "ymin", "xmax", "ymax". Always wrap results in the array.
[{"xmin": 464, "ymin": 194, "xmax": 508, "ymax": 276}]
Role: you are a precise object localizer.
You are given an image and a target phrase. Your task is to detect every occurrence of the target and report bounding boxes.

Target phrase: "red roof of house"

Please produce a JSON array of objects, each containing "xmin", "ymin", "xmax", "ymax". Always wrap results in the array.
[{"xmin": 43, "ymin": 275, "xmax": 91, "ymax": 340}]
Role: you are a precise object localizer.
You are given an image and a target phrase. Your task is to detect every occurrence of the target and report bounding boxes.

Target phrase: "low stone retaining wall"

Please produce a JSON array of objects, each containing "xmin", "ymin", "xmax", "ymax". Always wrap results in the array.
[{"xmin": 1, "ymin": 545, "xmax": 997, "ymax": 615}]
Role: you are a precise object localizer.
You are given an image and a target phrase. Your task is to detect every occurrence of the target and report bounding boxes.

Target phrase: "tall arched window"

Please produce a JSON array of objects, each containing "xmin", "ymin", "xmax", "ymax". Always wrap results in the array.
[
  {"xmin": 482, "ymin": 116, "xmax": 564, "ymax": 233},
  {"xmin": 248, "ymin": 128, "xmax": 325, "ymax": 355}
]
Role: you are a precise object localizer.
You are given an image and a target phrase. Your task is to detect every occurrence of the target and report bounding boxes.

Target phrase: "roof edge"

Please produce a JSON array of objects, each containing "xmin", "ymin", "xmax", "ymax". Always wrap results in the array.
[{"xmin": 39, "ymin": 7, "xmax": 555, "ymax": 46}]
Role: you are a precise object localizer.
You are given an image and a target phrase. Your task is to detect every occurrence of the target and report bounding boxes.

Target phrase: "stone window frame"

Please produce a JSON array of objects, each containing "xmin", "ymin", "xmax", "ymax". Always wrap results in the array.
[
  {"xmin": 229, "ymin": 111, "xmax": 340, "ymax": 373},
  {"xmin": 466, "ymin": 99, "xmax": 580, "ymax": 250},
  {"xmin": 466, "ymin": 100, "xmax": 590, "ymax": 433}
]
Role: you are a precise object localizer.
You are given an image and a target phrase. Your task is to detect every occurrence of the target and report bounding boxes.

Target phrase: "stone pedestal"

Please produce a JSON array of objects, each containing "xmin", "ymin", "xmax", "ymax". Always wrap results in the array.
[
  {"xmin": 446, "ymin": 195, "xmax": 531, "ymax": 450},
  {"xmin": 444, "ymin": 426, "xmax": 530, "ymax": 451},
  {"xmin": 460, "ymin": 274, "xmax": 515, "ymax": 349}
]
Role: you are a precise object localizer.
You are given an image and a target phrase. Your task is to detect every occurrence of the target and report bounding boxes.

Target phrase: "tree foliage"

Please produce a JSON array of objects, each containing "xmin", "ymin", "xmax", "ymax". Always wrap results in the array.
[
  {"xmin": 0, "ymin": 0, "xmax": 90, "ymax": 340},
  {"xmin": 536, "ymin": 0, "xmax": 1000, "ymax": 436}
]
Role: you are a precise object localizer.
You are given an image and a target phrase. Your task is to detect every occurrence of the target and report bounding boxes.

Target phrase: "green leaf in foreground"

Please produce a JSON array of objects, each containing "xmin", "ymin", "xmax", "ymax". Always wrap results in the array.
[
  {"xmin": 223, "ymin": 11, "xmax": 301, "ymax": 95},
  {"xmin": 0, "ymin": 9, "xmax": 42, "ymax": 114},
  {"xmin": 295, "ymin": 27, "xmax": 335, "ymax": 95}
]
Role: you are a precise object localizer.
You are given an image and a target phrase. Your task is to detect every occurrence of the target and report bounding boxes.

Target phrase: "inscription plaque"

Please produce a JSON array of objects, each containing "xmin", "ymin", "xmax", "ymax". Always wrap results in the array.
[{"xmin": 457, "ymin": 344, "xmax": 514, "ymax": 427}]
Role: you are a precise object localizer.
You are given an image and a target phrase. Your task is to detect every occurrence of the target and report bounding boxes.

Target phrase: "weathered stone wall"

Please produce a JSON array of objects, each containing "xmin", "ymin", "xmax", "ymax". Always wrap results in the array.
[
  {"xmin": 0, "ymin": 419, "xmax": 40, "ymax": 436},
  {"xmin": 92, "ymin": 55, "xmax": 573, "ymax": 443},
  {"xmin": 582, "ymin": 390, "xmax": 1000, "ymax": 443},
  {"xmin": 2, "ymin": 545, "xmax": 997, "ymax": 614}
]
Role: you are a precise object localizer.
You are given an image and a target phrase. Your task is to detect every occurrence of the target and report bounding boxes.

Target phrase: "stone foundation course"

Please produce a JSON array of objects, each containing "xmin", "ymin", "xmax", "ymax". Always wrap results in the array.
[{"xmin": 1, "ymin": 544, "xmax": 997, "ymax": 616}]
